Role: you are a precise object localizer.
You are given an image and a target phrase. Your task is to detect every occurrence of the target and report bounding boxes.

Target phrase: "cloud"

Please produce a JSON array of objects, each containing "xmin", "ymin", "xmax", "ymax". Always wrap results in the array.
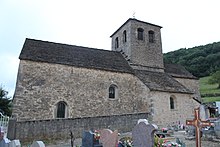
[{"xmin": 0, "ymin": 54, "xmax": 19, "ymax": 97}]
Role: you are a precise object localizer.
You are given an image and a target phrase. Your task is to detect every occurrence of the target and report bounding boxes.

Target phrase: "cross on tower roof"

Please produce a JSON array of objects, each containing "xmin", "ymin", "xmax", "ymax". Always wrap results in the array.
[{"xmin": 186, "ymin": 107, "xmax": 213, "ymax": 147}]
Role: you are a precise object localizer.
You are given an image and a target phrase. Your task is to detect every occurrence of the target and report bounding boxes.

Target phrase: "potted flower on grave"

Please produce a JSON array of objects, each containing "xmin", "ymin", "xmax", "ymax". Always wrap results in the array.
[
  {"xmin": 94, "ymin": 130, "xmax": 101, "ymax": 144},
  {"xmin": 118, "ymin": 136, "xmax": 133, "ymax": 147}
]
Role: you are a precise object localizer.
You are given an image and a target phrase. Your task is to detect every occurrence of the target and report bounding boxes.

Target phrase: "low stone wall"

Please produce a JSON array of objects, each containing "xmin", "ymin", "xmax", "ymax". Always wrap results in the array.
[{"xmin": 7, "ymin": 112, "xmax": 149, "ymax": 142}]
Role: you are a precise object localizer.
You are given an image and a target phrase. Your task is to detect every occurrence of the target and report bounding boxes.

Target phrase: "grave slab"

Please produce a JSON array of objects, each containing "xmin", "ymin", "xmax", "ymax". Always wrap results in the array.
[
  {"xmin": 31, "ymin": 141, "xmax": 45, "ymax": 147},
  {"xmin": 132, "ymin": 122, "xmax": 156, "ymax": 147},
  {"xmin": 8, "ymin": 140, "xmax": 21, "ymax": 147}
]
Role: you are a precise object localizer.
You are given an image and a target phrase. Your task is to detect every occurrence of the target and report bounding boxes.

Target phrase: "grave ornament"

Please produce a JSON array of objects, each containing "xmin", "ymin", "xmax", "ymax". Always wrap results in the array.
[{"xmin": 186, "ymin": 107, "xmax": 213, "ymax": 147}]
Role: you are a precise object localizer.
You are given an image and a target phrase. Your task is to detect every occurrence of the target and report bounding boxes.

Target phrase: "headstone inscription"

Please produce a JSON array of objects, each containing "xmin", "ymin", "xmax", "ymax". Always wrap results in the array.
[
  {"xmin": 132, "ymin": 121, "xmax": 156, "ymax": 147},
  {"xmin": 99, "ymin": 129, "xmax": 118, "ymax": 147},
  {"xmin": 30, "ymin": 141, "xmax": 45, "ymax": 147}
]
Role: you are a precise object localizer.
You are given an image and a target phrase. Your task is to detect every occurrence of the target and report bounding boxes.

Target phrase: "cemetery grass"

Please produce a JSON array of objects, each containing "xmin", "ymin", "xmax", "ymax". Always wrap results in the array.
[{"xmin": 199, "ymin": 76, "xmax": 220, "ymax": 103}]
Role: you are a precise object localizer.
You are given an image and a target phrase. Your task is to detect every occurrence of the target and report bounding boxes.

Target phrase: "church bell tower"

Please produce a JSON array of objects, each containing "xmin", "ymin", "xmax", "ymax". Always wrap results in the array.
[{"xmin": 110, "ymin": 18, "xmax": 164, "ymax": 72}]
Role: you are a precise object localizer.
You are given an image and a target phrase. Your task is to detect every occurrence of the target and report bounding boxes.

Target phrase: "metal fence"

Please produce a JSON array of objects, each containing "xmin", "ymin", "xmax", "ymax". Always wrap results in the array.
[{"xmin": 0, "ymin": 112, "xmax": 10, "ymax": 136}]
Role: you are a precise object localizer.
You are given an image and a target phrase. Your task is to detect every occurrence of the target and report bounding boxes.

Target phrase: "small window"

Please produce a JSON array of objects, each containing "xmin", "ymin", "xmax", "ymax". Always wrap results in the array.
[
  {"xmin": 170, "ymin": 97, "xmax": 174, "ymax": 109},
  {"xmin": 115, "ymin": 37, "xmax": 119, "ymax": 49},
  {"xmin": 170, "ymin": 96, "xmax": 176, "ymax": 110},
  {"xmin": 148, "ymin": 30, "xmax": 155, "ymax": 43},
  {"xmin": 123, "ymin": 30, "xmax": 127, "ymax": 43},
  {"xmin": 56, "ymin": 101, "xmax": 67, "ymax": 118},
  {"xmin": 109, "ymin": 84, "xmax": 118, "ymax": 99},
  {"xmin": 137, "ymin": 28, "xmax": 144, "ymax": 40}
]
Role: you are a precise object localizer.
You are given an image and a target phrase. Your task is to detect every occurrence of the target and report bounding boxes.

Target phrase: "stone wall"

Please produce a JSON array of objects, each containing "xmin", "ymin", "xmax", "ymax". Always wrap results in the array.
[
  {"xmin": 12, "ymin": 60, "xmax": 200, "ymax": 128},
  {"xmin": 13, "ymin": 60, "xmax": 151, "ymax": 121},
  {"xmin": 174, "ymin": 77, "xmax": 201, "ymax": 101},
  {"xmin": 130, "ymin": 20, "xmax": 163, "ymax": 70},
  {"xmin": 151, "ymin": 91, "xmax": 200, "ymax": 127},
  {"xmin": 7, "ymin": 112, "xmax": 149, "ymax": 142}
]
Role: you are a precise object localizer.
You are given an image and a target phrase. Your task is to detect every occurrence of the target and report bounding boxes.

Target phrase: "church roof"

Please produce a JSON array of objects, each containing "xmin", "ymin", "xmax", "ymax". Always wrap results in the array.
[
  {"xmin": 19, "ymin": 38, "xmax": 134, "ymax": 74},
  {"xmin": 134, "ymin": 70, "xmax": 193, "ymax": 94},
  {"xmin": 164, "ymin": 64, "xmax": 197, "ymax": 79},
  {"xmin": 110, "ymin": 18, "xmax": 162, "ymax": 37},
  {"xmin": 19, "ymin": 38, "xmax": 194, "ymax": 94}
]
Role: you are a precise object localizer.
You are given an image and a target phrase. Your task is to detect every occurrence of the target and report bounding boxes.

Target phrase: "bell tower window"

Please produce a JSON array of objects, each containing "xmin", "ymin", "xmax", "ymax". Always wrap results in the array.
[
  {"xmin": 137, "ymin": 28, "xmax": 144, "ymax": 40},
  {"xmin": 115, "ymin": 37, "xmax": 119, "ymax": 49},
  {"xmin": 149, "ymin": 30, "xmax": 155, "ymax": 43},
  {"xmin": 123, "ymin": 30, "xmax": 127, "ymax": 43}
]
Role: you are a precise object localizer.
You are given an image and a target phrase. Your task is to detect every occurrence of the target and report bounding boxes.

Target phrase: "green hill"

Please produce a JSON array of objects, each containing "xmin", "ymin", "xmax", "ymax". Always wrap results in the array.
[
  {"xmin": 164, "ymin": 41, "xmax": 220, "ymax": 103},
  {"xmin": 164, "ymin": 42, "xmax": 220, "ymax": 77},
  {"xmin": 199, "ymin": 76, "xmax": 220, "ymax": 103}
]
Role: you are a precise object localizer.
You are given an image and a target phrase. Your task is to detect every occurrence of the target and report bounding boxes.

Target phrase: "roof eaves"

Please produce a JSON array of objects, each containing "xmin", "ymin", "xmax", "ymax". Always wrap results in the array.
[{"xmin": 110, "ymin": 18, "xmax": 162, "ymax": 37}]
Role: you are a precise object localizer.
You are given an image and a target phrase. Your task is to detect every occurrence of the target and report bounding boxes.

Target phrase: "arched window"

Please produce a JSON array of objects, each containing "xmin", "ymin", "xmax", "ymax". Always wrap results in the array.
[
  {"xmin": 123, "ymin": 30, "xmax": 127, "ymax": 43},
  {"xmin": 56, "ymin": 101, "xmax": 67, "ymax": 118},
  {"xmin": 148, "ymin": 30, "xmax": 155, "ymax": 43},
  {"xmin": 170, "ymin": 97, "xmax": 174, "ymax": 109},
  {"xmin": 115, "ymin": 37, "xmax": 119, "ymax": 49},
  {"xmin": 137, "ymin": 28, "xmax": 144, "ymax": 40},
  {"xmin": 109, "ymin": 84, "xmax": 118, "ymax": 99},
  {"xmin": 170, "ymin": 96, "xmax": 176, "ymax": 110}
]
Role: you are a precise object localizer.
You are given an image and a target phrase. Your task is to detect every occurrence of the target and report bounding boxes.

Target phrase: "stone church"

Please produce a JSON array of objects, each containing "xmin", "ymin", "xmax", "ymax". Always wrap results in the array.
[{"xmin": 12, "ymin": 18, "xmax": 200, "ymax": 127}]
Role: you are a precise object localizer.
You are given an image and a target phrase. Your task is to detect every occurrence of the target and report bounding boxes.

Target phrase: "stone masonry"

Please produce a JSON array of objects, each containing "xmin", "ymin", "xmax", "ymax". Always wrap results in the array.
[
  {"xmin": 13, "ymin": 60, "xmax": 150, "ymax": 120},
  {"xmin": 13, "ymin": 60, "xmax": 200, "ymax": 127}
]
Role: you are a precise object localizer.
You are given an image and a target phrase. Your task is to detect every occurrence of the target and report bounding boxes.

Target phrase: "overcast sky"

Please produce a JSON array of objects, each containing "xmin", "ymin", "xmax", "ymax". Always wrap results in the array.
[{"xmin": 1, "ymin": 0, "xmax": 220, "ymax": 97}]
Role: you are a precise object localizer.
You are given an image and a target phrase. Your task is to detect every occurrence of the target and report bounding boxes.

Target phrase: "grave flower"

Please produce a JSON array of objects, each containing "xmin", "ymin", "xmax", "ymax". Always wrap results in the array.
[
  {"xmin": 94, "ymin": 130, "xmax": 100, "ymax": 140},
  {"xmin": 118, "ymin": 136, "xmax": 133, "ymax": 147},
  {"xmin": 162, "ymin": 141, "xmax": 181, "ymax": 147}
]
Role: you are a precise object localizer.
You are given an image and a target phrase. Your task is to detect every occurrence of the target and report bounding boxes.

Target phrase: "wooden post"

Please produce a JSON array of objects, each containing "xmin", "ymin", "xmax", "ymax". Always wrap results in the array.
[{"xmin": 186, "ymin": 107, "xmax": 212, "ymax": 147}]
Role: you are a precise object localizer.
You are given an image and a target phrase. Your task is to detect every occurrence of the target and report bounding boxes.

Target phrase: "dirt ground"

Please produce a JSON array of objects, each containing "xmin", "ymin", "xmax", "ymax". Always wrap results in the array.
[
  {"xmin": 46, "ymin": 131, "xmax": 220, "ymax": 147},
  {"xmin": 172, "ymin": 131, "xmax": 220, "ymax": 147}
]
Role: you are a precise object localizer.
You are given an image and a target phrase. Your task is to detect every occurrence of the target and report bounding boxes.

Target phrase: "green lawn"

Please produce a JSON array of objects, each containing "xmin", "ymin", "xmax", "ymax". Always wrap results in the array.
[
  {"xmin": 199, "ymin": 76, "xmax": 220, "ymax": 103},
  {"xmin": 202, "ymin": 96, "xmax": 220, "ymax": 103},
  {"xmin": 199, "ymin": 76, "xmax": 220, "ymax": 95}
]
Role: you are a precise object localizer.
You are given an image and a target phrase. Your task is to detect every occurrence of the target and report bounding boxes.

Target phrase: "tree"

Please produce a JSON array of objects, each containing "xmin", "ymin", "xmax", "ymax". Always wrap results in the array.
[
  {"xmin": 0, "ymin": 86, "xmax": 12, "ymax": 116},
  {"xmin": 208, "ymin": 70, "xmax": 220, "ymax": 89}
]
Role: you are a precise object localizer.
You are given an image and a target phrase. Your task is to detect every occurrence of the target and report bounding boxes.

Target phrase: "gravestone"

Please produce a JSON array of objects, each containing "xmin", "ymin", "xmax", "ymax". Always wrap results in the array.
[
  {"xmin": 31, "ymin": 141, "xmax": 45, "ymax": 147},
  {"xmin": 132, "ymin": 121, "xmax": 156, "ymax": 147},
  {"xmin": 99, "ymin": 129, "xmax": 113, "ymax": 144},
  {"xmin": 82, "ymin": 131, "xmax": 102, "ymax": 147},
  {"xmin": 137, "ymin": 119, "xmax": 149, "ymax": 124},
  {"xmin": 187, "ymin": 126, "xmax": 195, "ymax": 136},
  {"xmin": 82, "ymin": 131, "xmax": 94, "ymax": 147},
  {"xmin": 99, "ymin": 129, "xmax": 118, "ymax": 147},
  {"xmin": 8, "ymin": 140, "xmax": 21, "ymax": 147},
  {"xmin": 200, "ymin": 105, "xmax": 208, "ymax": 120},
  {"xmin": 0, "ymin": 139, "xmax": 7, "ymax": 147},
  {"xmin": 214, "ymin": 119, "xmax": 220, "ymax": 138},
  {"xmin": 186, "ymin": 107, "xmax": 212, "ymax": 147}
]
